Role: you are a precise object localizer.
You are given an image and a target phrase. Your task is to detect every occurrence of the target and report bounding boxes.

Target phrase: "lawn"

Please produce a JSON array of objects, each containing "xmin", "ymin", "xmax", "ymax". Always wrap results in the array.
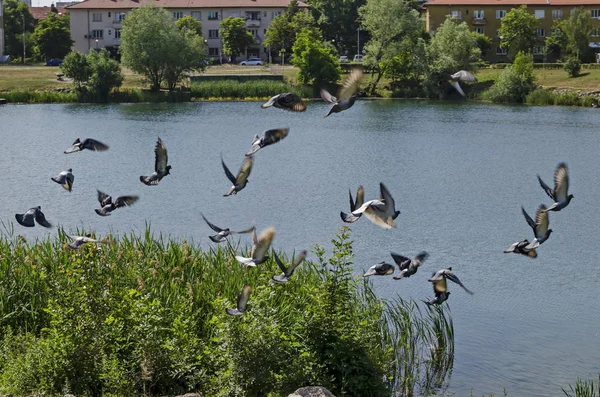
[{"xmin": 476, "ymin": 67, "xmax": 600, "ymax": 90}]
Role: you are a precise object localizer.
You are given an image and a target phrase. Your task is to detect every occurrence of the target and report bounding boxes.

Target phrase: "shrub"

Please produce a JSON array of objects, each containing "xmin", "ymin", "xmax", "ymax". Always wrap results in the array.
[
  {"xmin": 87, "ymin": 49, "xmax": 124, "ymax": 100},
  {"xmin": 564, "ymin": 57, "xmax": 582, "ymax": 77},
  {"xmin": 60, "ymin": 51, "xmax": 91, "ymax": 89},
  {"xmin": 525, "ymin": 88, "xmax": 555, "ymax": 105},
  {"xmin": 484, "ymin": 51, "xmax": 536, "ymax": 103}
]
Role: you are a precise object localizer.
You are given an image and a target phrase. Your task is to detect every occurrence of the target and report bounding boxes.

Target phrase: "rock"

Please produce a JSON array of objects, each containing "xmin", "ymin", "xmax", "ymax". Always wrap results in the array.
[
  {"xmin": 176, "ymin": 393, "xmax": 202, "ymax": 397},
  {"xmin": 288, "ymin": 386, "xmax": 336, "ymax": 397},
  {"xmin": 64, "ymin": 394, "xmax": 76, "ymax": 397}
]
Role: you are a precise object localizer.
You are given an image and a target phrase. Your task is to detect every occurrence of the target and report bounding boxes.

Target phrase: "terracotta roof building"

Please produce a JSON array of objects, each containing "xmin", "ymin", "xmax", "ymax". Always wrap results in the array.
[{"xmin": 29, "ymin": 6, "xmax": 69, "ymax": 21}]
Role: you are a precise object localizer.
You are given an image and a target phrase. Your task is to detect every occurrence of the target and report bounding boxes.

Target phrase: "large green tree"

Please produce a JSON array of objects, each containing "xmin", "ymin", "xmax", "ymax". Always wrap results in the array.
[
  {"xmin": 120, "ymin": 6, "xmax": 208, "ymax": 92},
  {"xmin": 60, "ymin": 49, "xmax": 122, "ymax": 99},
  {"xmin": 308, "ymin": 0, "xmax": 367, "ymax": 56},
  {"xmin": 359, "ymin": 0, "xmax": 424, "ymax": 94},
  {"xmin": 546, "ymin": 7, "xmax": 593, "ymax": 62},
  {"xmin": 265, "ymin": 6, "xmax": 316, "ymax": 56},
  {"xmin": 219, "ymin": 17, "xmax": 254, "ymax": 63},
  {"xmin": 175, "ymin": 15, "xmax": 203, "ymax": 37},
  {"xmin": 291, "ymin": 27, "xmax": 341, "ymax": 85},
  {"xmin": 2, "ymin": 0, "xmax": 35, "ymax": 60},
  {"xmin": 32, "ymin": 13, "xmax": 73, "ymax": 61},
  {"xmin": 498, "ymin": 5, "xmax": 538, "ymax": 60}
]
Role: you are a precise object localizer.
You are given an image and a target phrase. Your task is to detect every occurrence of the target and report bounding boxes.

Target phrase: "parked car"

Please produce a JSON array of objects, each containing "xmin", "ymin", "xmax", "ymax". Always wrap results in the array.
[
  {"xmin": 239, "ymin": 57, "xmax": 263, "ymax": 66},
  {"xmin": 46, "ymin": 58, "xmax": 63, "ymax": 66},
  {"xmin": 353, "ymin": 54, "xmax": 363, "ymax": 62},
  {"xmin": 339, "ymin": 55, "xmax": 349, "ymax": 63}
]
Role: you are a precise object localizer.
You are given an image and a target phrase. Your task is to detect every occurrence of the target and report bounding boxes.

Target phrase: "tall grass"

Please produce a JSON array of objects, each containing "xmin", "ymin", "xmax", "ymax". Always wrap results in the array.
[
  {"xmin": 2, "ymin": 89, "xmax": 191, "ymax": 104},
  {"xmin": 0, "ymin": 226, "xmax": 453, "ymax": 396},
  {"xmin": 190, "ymin": 80, "xmax": 311, "ymax": 99},
  {"xmin": 563, "ymin": 375, "xmax": 600, "ymax": 397},
  {"xmin": 525, "ymin": 88, "xmax": 597, "ymax": 107}
]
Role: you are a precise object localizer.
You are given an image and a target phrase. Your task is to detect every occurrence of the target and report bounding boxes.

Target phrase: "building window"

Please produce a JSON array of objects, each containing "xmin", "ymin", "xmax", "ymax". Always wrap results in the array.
[
  {"xmin": 495, "ymin": 47, "xmax": 507, "ymax": 55},
  {"xmin": 114, "ymin": 12, "xmax": 126, "ymax": 22},
  {"xmin": 208, "ymin": 29, "xmax": 219, "ymax": 38},
  {"xmin": 246, "ymin": 11, "xmax": 260, "ymax": 20},
  {"xmin": 475, "ymin": 27, "xmax": 484, "ymax": 34},
  {"xmin": 473, "ymin": 10, "xmax": 484, "ymax": 19},
  {"xmin": 272, "ymin": 11, "xmax": 282, "ymax": 19},
  {"xmin": 592, "ymin": 27, "xmax": 600, "ymax": 37},
  {"xmin": 208, "ymin": 47, "xmax": 219, "ymax": 56},
  {"xmin": 92, "ymin": 13, "xmax": 102, "ymax": 22},
  {"xmin": 552, "ymin": 9, "xmax": 563, "ymax": 19},
  {"xmin": 534, "ymin": 10, "xmax": 545, "ymax": 19},
  {"xmin": 592, "ymin": 9, "xmax": 600, "ymax": 18},
  {"xmin": 536, "ymin": 28, "xmax": 545, "ymax": 37},
  {"xmin": 533, "ymin": 45, "xmax": 545, "ymax": 55},
  {"xmin": 451, "ymin": 10, "xmax": 462, "ymax": 19},
  {"xmin": 208, "ymin": 11, "xmax": 219, "ymax": 20},
  {"xmin": 108, "ymin": 11, "xmax": 111, "ymax": 17},
  {"xmin": 248, "ymin": 29, "xmax": 258, "ymax": 37},
  {"xmin": 115, "ymin": 28, "xmax": 121, "ymax": 39},
  {"xmin": 91, "ymin": 29, "xmax": 103, "ymax": 39},
  {"xmin": 191, "ymin": 11, "xmax": 201, "ymax": 20},
  {"xmin": 496, "ymin": 10, "xmax": 506, "ymax": 19},
  {"xmin": 173, "ymin": 12, "xmax": 184, "ymax": 20}
]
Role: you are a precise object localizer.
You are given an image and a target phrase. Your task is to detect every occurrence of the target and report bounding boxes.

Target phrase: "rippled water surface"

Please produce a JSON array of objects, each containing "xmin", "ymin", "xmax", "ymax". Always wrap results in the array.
[{"xmin": 1, "ymin": 100, "xmax": 599, "ymax": 396}]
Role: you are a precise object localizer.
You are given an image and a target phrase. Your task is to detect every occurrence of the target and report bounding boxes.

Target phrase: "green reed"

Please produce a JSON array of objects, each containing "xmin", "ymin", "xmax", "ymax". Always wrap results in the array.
[
  {"xmin": 190, "ymin": 80, "xmax": 310, "ymax": 100},
  {"xmin": 563, "ymin": 375, "xmax": 600, "ymax": 397}
]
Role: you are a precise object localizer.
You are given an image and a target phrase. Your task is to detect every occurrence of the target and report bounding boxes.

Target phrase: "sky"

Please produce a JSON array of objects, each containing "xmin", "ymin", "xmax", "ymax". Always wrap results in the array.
[{"xmin": 31, "ymin": 0, "xmax": 78, "ymax": 7}]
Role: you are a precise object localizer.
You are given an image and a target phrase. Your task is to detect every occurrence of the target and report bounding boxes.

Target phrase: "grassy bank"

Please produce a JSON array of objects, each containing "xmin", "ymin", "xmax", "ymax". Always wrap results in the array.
[
  {"xmin": 0, "ymin": 226, "xmax": 453, "ymax": 397},
  {"xmin": 190, "ymin": 79, "xmax": 312, "ymax": 100}
]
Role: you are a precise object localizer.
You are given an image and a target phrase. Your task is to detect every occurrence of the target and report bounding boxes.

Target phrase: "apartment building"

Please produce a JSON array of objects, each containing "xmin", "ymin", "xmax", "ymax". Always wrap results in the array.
[
  {"xmin": 424, "ymin": 0, "xmax": 600, "ymax": 62},
  {"xmin": 67, "ymin": 0, "xmax": 306, "ymax": 61}
]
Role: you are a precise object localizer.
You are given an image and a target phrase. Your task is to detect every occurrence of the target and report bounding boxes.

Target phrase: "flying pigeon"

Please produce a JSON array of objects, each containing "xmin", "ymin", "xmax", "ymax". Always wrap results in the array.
[
  {"xmin": 95, "ymin": 190, "xmax": 139, "ymax": 216},
  {"xmin": 521, "ymin": 205, "xmax": 552, "ymax": 250},
  {"xmin": 235, "ymin": 226, "xmax": 275, "ymax": 267},
  {"xmin": 429, "ymin": 267, "xmax": 474, "ymax": 295},
  {"xmin": 537, "ymin": 163, "xmax": 573, "ymax": 212},
  {"xmin": 448, "ymin": 70, "xmax": 477, "ymax": 97},
  {"xmin": 201, "ymin": 213, "xmax": 254, "ymax": 243},
  {"xmin": 350, "ymin": 183, "xmax": 400, "ymax": 229},
  {"xmin": 65, "ymin": 233, "xmax": 109, "ymax": 250},
  {"xmin": 340, "ymin": 185, "xmax": 364, "ymax": 223},
  {"xmin": 140, "ymin": 137, "xmax": 172, "ymax": 186},
  {"xmin": 363, "ymin": 261, "xmax": 395, "ymax": 277},
  {"xmin": 392, "ymin": 251, "xmax": 429, "ymax": 280},
  {"xmin": 272, "ymin": 250, "xmax": 307, "ymax": 283},
  {"xmin": 320, "ymin": 68, "xmax": 363, "ymax": 117},
  {"xmin": 222, "ymin": 154, "xmax": 253, "ymax": 196},
  {"xmin": 261, "ymin": 92, "xmax": 306, "ymax": 112},
  {"xmin": 15, "ymin": 206, "xmax": 52, "ymax": 228},
  {"xmin": 504, "ymin": 239, "xmax": 537, "ymax": 258},
  {"xmin": 424, "ymin": 276, "xmax": 451, "ymax": 306},
  {"xmin": 51, "ymin": 168, "xmax": 74, "ymax": 192},
  {"xmin": 64, "ymin": 138, "xmax": 109, "ymax": 154},
  {"xmin": 246, "ymin": 128, "xmax": 289, "ymax": 156},
  {"xmin": 226, "ymin": 284, "xmax": 252, "ymax": 316}
]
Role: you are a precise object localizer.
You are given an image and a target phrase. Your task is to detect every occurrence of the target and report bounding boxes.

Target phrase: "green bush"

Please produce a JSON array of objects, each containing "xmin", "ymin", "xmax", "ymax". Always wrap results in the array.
[
  {"xmin": 484, "ymin": 51, "xmax": 536, "ymax": 103},
  {"xmin": 525, "ymin": 88, "xmax": 555, "ymax": 105},
  {"xmin": 87, "ymin": 49, "xmax": 124, "ymax": 100},
  {"xmin": 564, "ymin": 57, "xmax": 582, "ymax": 77}
]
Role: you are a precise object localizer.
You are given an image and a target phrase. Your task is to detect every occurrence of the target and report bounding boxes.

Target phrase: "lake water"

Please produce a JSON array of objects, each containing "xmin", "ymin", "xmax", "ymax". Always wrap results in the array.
[{"xmin": 0, "ymin": 100, "xmax": 599, "ymax": 396}]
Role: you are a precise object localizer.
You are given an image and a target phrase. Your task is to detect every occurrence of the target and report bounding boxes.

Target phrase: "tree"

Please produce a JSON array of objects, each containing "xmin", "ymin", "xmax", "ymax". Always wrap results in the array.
[
  {"xmin": 471, "ymin": 32, "xmax": 491, "ymax": 58},
  {"xmin": 498, "ymin": 5, "xmax": 538, "ymax": 59},
  {"xmin": 2, "ymin": 0, "xmax": 35, "ymax": 60},
  {"xmin": 121, "ymin": 6, "xmax": 208, "ymax": 92},
  {"xmin": 484, "ymin": 51, "xmax": 536, "ymax": 103},
  {"xmin": 359, "ymin": 0, "xmax": 424, "ymax": 94},
  {"xmin": 308, "ymin": 0, "xmax": 367, "ymax": 56},
  {"xmin": 426, "ymin": 17, "xmax": 480, "ymax": 77},
  {"xmin": 176, "ymin": 15, "xmax": 203, "ymax": 37},
  {"xmin": 60, "ymin": 51, "xmax": 91, "ymax": 89},
  {"xmin": 32, "ymin": 13, "xmax": 73, "ymax": 61},
  {"xmin": 546, "ymin": 8, "xmax": 593, "ymax": 62},
  {"xmin": 87, "ymin": 49, "xmax": 124, "ymax": 98},
  {"xmin": 219, "ymin": 17, "xmax": 254, "ymax": 63},
  {"xmin": 265, "ymin": 6, "xmax": 316, "ymax": 56},
  {"xmin": 291, "ymin": 28, "xmax": 341, "ymax": 85}
]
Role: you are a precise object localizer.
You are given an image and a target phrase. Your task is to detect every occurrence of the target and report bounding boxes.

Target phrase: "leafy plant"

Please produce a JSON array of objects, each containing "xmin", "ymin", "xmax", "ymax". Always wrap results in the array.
[
  {"xmin": 484, "ymin": 51, "xmax": 536, "ymax": 103},
  {"xmin": 563, "ymin": 375, "xmax": 600, "ymax": 397},
  {"xmin": 564, "ymin": 56, "xmax": 582, "ymax": 77}
]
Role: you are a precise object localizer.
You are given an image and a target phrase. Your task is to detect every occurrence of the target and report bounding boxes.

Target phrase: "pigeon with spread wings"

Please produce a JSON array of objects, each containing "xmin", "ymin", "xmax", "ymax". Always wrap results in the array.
[
  {"xmin": 51, "ymin": 168, "xmax": 74, "ymax": 192},
  {"xmin": 392, "ymin": 251, "xmax": 428, "ymax": 280},
  {"xmin": 424, "ymin": 276, "xmax": 451, "ymax": 306},
  {"xmin": 235, "ymin": 226, "xmax": 275, "ymax": 267},
  {"xmin": 429, "ymin": 267, "xmax": 474, "ymax": 295},
  {"xmin": 537, "ymin": 163, "xmax": 573, "ymax": 212},
  {"xmin": 448, "ymin": 70, "xmax": 477, "ymax": 97},
  {"xmin": 246, "ymin": 128, "xmax": 289, "ymax": 156},
  {"xmin": 201, "ymin": 213, "xmax": 254, "ymax": 243},
  {"xmin": 66, "ymin": 233, "xmax": 110, "ymax": 250},
  {"xmin": 95, "ymin": 190, "xmax": 139, "ymax": 216},
  {"xmin": 272, "ymin": 250, "xmax": 307, "ymax": 283},
  {"xmin": 15, "ymin": 206, "xmax": 52, "ymax": 228},
  {"xmin": 360, "ymin": 183, "xmax": 400, "ymax": 229},
  {"xmin": 363, "ymin": 261, "xmax": 395, "ymax": 277},
  {"xmin": 140, "ymin": 137, "xmax": 172, "ymax": 186},
  {"xmin": 226, "ymin": 284, "xmax": 252, "ymax": 316},
  {"xmin": 64, "ymin": 138, "xmax": 109, "ymax": 154},
  {"xmin": 340, "ymin": 185, "xmax": 365, "ymax": 223},
  {"xmin": 261, "ymin": 93, "xmax": 306, "ymax": 112},
  {"xmin": 521, "ymin": 205, "xmax": 552, "ymax": 250},
  {"xmin": 320, "ymin": 68, "xmax": 363, "ymax": 117},
  {"xmin": 222, "ymin": 154, "xmax": 253, "ymax": 196}
]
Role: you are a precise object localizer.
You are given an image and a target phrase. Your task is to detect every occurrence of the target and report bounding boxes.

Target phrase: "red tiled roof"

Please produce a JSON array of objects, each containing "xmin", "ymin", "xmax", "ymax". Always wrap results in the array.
[
  {"xmin": 425, "ymin": 0, "xmax": 600, "ymax": 5},
  {"xmin": 29, "ymin": 6, "xmax": 69, "ymax": 19},
  {"xmin": 68, "ymin": 0, "xmax": 306, "ymax": 9}
]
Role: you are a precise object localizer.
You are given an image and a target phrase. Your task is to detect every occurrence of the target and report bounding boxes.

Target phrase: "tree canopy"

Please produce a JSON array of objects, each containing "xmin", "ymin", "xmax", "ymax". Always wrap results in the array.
[
  {"xmin": 32, "ymin": 13, "xmax": 73, "ymax": 61},
  {"xmin": 308, "ymin": 0, "xmax": 367, "ymax": 56},
  {"xmin": 60, "ymin": 49, "xmax": 123, "ymax": 99},
  {"xmin": 176, "ymin": 15, "xmax": 203, "ymax": 37},
  {"xmin": 219, "ymin": 17, "xmax": 255, "ymax": 62},
  {"xmin": 498, "ymin": 5, "xmax": 538, "ymax": 59},
  {"xmin": 2, "ymin": 0, "xmax": 35, "ymax": 59},
  {"xmin": 265, "ymin": 7, "xmax": 316, "ymax": 56},
  {"xmin": 546, "ymin": 7, "xmax": 593, "ymax": 62},
  {"xmin": 291, "ymin": 27, "xmax": 341, "ymax": 85}
]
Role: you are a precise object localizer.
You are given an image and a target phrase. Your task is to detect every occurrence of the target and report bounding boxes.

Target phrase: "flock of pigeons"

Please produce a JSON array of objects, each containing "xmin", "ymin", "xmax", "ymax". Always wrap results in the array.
[{"xmin": 12, "ymin": 67, "xmax": 503, "ymax": 316}]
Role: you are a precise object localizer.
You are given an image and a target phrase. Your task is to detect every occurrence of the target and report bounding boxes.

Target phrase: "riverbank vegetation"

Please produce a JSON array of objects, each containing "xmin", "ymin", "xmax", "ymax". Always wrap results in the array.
[{"xmin": 0, "ymin": 227, "xmax": 454, "ymax": 396}]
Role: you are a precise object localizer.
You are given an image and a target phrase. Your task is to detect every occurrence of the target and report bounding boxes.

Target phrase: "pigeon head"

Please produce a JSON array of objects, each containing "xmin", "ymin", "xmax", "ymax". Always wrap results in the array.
[
  {"xmin": 37, "ymin": 206, "xmax": 42, "ymax": 210},
  {"xmin": 547, "ymin": 229, "xmax": 554, "ymax": 236},
  {"xmin": 67, "ymin": 168, "xmax": 72, "ymax": 172},
  {"xmin": 166, "ymin": 165, "xmax": 172, "ymax": 174}
]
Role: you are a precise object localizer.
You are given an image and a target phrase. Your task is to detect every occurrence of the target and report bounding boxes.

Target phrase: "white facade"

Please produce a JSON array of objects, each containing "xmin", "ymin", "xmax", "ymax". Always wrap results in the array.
[{"xmin": 69, "ymin": 5, "xmax": 289, "ymax": 61}]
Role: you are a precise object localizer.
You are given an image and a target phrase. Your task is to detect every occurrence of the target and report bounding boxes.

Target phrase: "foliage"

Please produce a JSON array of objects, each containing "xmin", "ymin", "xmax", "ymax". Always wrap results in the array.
[
  {"xmin": 2, "ymin": 0, "xmax": 35, "ymax": 59},
  {"xmin": 0, "ymin": 227, "xmax": 453, "ymax": 396},
  {"xmin": 265, "ymin": 4, "xmax": 317, "ymax": 55},
  {"xmin": 546, "ymin": 8, "xmax": 594, "ymax": 62},
  {"xmin": 562, "ymin": 375, "xmax": 600, "ymax": 397},
  {"xmin": 61, "ymin": 51, "xmax": 92, "ymax": 89},
  {"xmin": 175, "ymin": 15, "xmax": 203, "ymax": 37},
  {"xmin": 190, "ymin": 79, "xmax": 309, "ymax": 99},
  {"xmin": 498, "ymin": 5, "xmax": 537, "ymax": 60},
  {"xmin": 484, "ymin": 51, "xmax": 536, "ymax": 103},
  {"xmin": 525, "ymin": 88, "xmax": 555, "ymax": 105},
  {"xmin": 471, "ymin": 32, "xmax": 491, "ymax": 58},
  {"xmin": 31, "ymin": 13, "xmax": 73, "ymax": 61},
  {"xmin": 564, "ymin": 57, "xmax": 582, "ymax": 77},
  {"xmin": 87, "ymin": 49, "xmax": 124, "ymax": 99},
  {"xmin": 308, "ymin": 0, "xmax": 367, "ymax": 56},
  {"xmin": 291, "ymin": 28, "xmax": 341, "ymax": 86},
  {"xmin": 121, "ymin": 6, "xmax": 208, "ymax": 92},
  {"xmin": 219, "ymin": 17, "xmax": 255, "ymax": 63}
]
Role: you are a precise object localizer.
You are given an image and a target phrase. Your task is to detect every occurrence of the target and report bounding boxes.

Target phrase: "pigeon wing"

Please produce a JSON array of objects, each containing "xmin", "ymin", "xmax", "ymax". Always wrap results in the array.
[
  {"xmin": 82, "ymin": 138, "xmax": 109, "ymax": 151},
  {"xmin": 154, "ymin": 137, "xmax": 168, "ymax": 174},
  {"xmin": 15, "ymin": 210, "xmax": 35, "ymax": 227},
  {"xmin": 252, "ymin": 226, "xmax": 275, "ymax": 264},
  {"xmin": 261, "ymin": 94, "xmax": 279, "ymax": 109},
  {"xmin": 64, "ymin": 138, "xmax": 81, "ymax": 154},
  {"xmin": 340, "ymin": 211, "xmax": 361, "ymax": 223},
  {"xmin": 338, "ymin": 68, "xmax": 363, "ymax": 101},
  {"xmin": 450, "ymin": 81, "xmax": 466, "ymax": 97},
  {"xmin": 553, "ymin": 163, "xmax": 569, "ymax": 202},
  {"xmin": 452, "ymin": 70, "xmax": 477, "ymax": 82},
  {"xmin": 201, "ymin": 213, "xmax": 224, "ymax": 233},
  {"xmin": 235, "ymin": 156, "xmax": 253, "ymax": 185},
  {"xmin": 221, "ymin": 155, "xmax": 237, "ymax": 184},
  {"xmin": 273, "ymin": 251, "xmax": 288, "ymax": 274},
  {"xmin": 414, "ymin": 251, "xmax": 429, "ymax": 264},
  {"xmin": 537, "ymin": 175, "xmax": 554, "ymax": 200},
  {"xmin": 287, "ymin": 250, "xmax": 307, "ymax": 276},
  {"xmin": 446, "ymin": 273, "xmax": 474, "ymax": 295},
  {"xmin": 97, "ymin": 190, "xmax": 111, "ymax": 206},
  {"xmin": 261, "ymin": 128, "xmax": 289, "ymax": 148},
  {"xmin": 233, "ymin": 225, "xmax": 255, "ymax": 235},
  {"xmin": 348, "ymin": 189, "xmax": 355, "ymax": 212},
  {"xmin": 320, "ymin": 89, "xmax": 338, "ymax": 104},
  {"xmin": 534, "ymin": 205, "xmax": 549, "ymax": 238},
  {"xmin": 34, "ymin": 208, "xmax": 52, "ymax": 228},
  {"xmin": 355, "ymin": 185, "xmax": 365, "ymax": 210},
  {"xmin": 114, "ymin": 195, "xmax": 139, "ymax": 208},
  {"xmin": 390, "ymin": 253, "xmax": 412, "ymax": 270},
  {"xmin": 236, "ymin": 284, "xmax": 252, "ymax": 312},
  {"xmin": 379, "ymin": 183, "xmax": 399, "ymax": 219},
  {"xmin": 280, "ymin": 93, "xmax": 307, "ymax": 112},
  {"xmin": 521, "ymin": 206, "xmax": 536, "ymax": 231}
]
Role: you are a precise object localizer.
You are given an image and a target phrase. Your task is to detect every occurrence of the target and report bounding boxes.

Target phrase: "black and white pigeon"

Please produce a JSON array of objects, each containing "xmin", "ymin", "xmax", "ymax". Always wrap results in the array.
[
  {"xmin": 448, "ymin": 70, "xmax": 477, "ymax": 97},
  {"xmin": 222, "ymin": 154, "xmax": 253, "ymax": 196},
  {"xmin": 428, "ymin": 267, "xmax": 474, "ymax": 295},
  {"xmin": 272, "ymin": 250, "xmax": 307, "ymax": 283},
  {"xmin": 246, "ymin": 128, "xmax": 289, "ymax": 156},
  {"xmin": 320, "ymin": 68, "xmax": 363, "ymax": 117},
  {"xmin": 51, "ymin": 168, "xmax": 74, "ymax": 192},
  {"xmin": 504, "ymin": 239, "xmax": 537, "ymax": 258},
  {"xmin": 392, "ymin": 251, "xmax": 429, "ymax": 280},
  {"xmin": 537, "ymin": 163, "xmax": 573, "ymax": 212},
  {"xmin": 424, "ymin": 277, "xmax": 451, "ymax": 306},
  {"xmin": 140, "ymin": 137, "xmax": 172, "ymax": 186},
  {"xmin": 340, "ymin": 185, "xmax": 364, "ymax": 223},
  {"xmin": 201, "ymin": 213, "xmax": 254, "ymax": 243},
  {"xmin": 64, "ymin": 138, "xmax": 109, "ymax": 154},
  {"xmin": 521, "ymin": 205, "xmax": 552, "ymax": 250},
  {"xmin": 226, "ymin": 284, "xmax": 252, "ymax": 316},
  {"xmin": 261, "ymin": 93, "xmax": 307, "ymax": 112},
  {"xmin": 235, "ymin": 226, "xmax": 275, "ymax": 267},
  {"xmin": 65, "ymin": 233, "xmax": 109, "ymax": 250},
  {"xmin": 363, "ymin": 261, "xmax": 395, "ymax": 277},
  {"xmin": 95, "ymin": 190, "xmax": 139, "ymax": 216},
  {"xmin": 15, "ymin": 206, "xmax": 52, "ymax": 228},
  {"xmin": 347, "ymin": 183, "xmax": 400, "ymax": 229}
]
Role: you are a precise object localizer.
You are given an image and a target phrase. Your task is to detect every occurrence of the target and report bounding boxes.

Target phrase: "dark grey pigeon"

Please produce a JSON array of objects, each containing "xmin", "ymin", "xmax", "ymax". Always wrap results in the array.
[
  {"xmin": 66, "ymin": 233, "xmax": 109, "ymax": 250},
  {"xmin": 340, "ymin": 185, "xmax": 364, "ymax": 223},
  {"xmin": 95, "ymin": 190, "xmax": 139, "ymax": 216},
  {"xmin": 246, "ymin": 128, "xmax": 289, "ymax": 156},
  {"xmin": 448, "ymin": 70, "xmax": 477, "ymax": 97},
  {"xmin": 392, "ymin": 251, "xmax": 429, "ymax": 280},
  {"xmin": 272, "ymin": 250, "xmax": 307, "ymax": 283},
  {"xmin": 15, "ymin": 206, "xmax": 52, "ymax": 228},
  {"xmin": 64, "ymin": 138, "xmax": 109, "ymax": 154},
  {"xmin": 320, "ymin": 68, "xmax": 363, "ymax": 117},
  {"xmin": 226, "ymin": 284, "xmax": 252, "ymax": 316},
  {"xmin": 537, "ymin": 163, "xmax": 573, "ymax": 212},
  {"xmin": 261, "ymin": 93, "xmax": 306, "ymax": 112},
  {"xmin": 429, "ymin": 267, "xmax": 474, "ymax": 295},
  {"xmin": 363, "ymin": 261, "xmax": 395, "ymax": 277},
  {"xmin": 424, "ymin": 277, "xmax": 451, "ymax": 306},
  {"xmin": 222, "ymin": 154, "xmax": 253, "ymax": 196},
  {"xmin": 140, "ymin": 137, "xmax": 172, "ymax": 186},
  {"xmin": 504, "ymin": 239, "xmax": 537, "ymax": 258},
  {"xmin": 51, "ymin": 168, "xmax": 74, "ymax": 192},
  {"xmin": 521, "ymin": 205, "xmax": 552, "ymax": 250},
  {"xmin": 201, "ymin": 213, "xmax": 254, "ymax": 243}
]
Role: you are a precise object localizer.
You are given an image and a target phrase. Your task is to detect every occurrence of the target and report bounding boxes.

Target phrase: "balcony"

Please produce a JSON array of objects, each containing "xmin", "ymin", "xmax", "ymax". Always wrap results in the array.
[
  {"xmin": 245, "ymin": 19, "xmax": 261, "ymax": 27},
  {"xmin": 113, "ymin": 19, "xmax": 123, "ymax": 26},
  {"xmin": 472, "ymin": 17, "xmax": 487, "ymax": 25}
]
